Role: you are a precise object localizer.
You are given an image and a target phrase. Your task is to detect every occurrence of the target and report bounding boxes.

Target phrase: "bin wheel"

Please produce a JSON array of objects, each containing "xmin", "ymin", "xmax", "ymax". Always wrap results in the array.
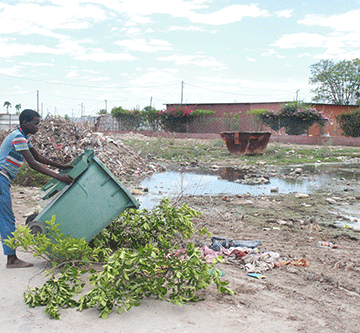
[
  {"xmin": 28, "ymin": 220, "xmax": 47, "ymax": 235},
  {"xmin": 25, "ymin": 213, "xmax": 38, "ymax": 225}
]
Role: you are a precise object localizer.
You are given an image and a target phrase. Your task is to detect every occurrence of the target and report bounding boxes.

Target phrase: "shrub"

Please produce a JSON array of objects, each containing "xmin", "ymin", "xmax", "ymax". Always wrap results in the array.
[
  {"xmin": 336, "ymin": 108, "xmax": 360, "ymax": 137},
  {"xmin": 111, "ymin": 106, "xmax": 143, "ymax": 130},
  {"xmin": 5, "ymin": 199, "xmax": 234, "ymax": 319},
  {"xmin": 158, "ymin": 106, "xmax": 214, "ymax": 132},
  {"xmin": 252, "ymin": 102, "xmax": 329, "ymax": 135}
]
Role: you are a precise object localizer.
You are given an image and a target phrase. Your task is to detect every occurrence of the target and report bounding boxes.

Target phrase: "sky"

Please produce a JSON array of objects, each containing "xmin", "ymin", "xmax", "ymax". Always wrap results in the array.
[{"xmin": 1, "ymin": 0, "xmax": 360, "ymax": 118}]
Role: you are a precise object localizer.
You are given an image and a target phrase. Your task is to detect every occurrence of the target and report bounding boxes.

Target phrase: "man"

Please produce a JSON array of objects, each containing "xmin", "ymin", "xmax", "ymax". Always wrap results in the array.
[{"xmin": 0, "ymin": 109, "xmax": 74, "ymax": 268}]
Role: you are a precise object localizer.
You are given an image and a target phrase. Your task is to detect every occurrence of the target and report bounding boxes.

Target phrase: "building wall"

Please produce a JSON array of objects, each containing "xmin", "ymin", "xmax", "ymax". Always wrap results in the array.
[{"xmin": 166, "ymin": 102, "xmax": 359, "ymax": 136}]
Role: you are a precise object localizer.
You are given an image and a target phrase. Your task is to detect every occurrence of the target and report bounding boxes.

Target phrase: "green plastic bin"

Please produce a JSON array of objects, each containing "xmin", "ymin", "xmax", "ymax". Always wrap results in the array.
[{"xmin": 27, "ymin": 149, "xmax": 140, "ymax": 242}]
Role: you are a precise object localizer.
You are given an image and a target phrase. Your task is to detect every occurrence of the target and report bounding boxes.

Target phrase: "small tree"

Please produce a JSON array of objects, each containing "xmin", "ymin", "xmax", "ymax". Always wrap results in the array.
[
  {"xmin": 142, "ymin": 105, "xmax": 161, "ymax": 131},
  {"xmin": 111, "ymin": 106, "xmax": 143, "ymax": 131},
  {"xmin": 3, "ymin": 101, "xmax": 11, "ymax": 114},
  {"xmin": 246, "ymin": 109, "xmax": 269, "ymax": 131},
  {"xmin": 336, "ymin": 108, "xmax": 360, "ymax": 137},
  {"xmin": 222, "ymin": 112, "xmax": 241, "ymax": 131},
  {"xmin": 98, "ymin": 109, "xmax": 107, "ymax": 115},
  {"xmin": 15, "ymin": 103, "xmax": 22, "ymax": 114}
]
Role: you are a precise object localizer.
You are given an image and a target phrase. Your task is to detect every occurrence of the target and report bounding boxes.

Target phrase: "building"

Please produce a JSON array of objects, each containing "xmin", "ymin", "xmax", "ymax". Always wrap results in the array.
[{"xmin": 165, "ymin": 102, "xmax": 359, "ymax": 136}]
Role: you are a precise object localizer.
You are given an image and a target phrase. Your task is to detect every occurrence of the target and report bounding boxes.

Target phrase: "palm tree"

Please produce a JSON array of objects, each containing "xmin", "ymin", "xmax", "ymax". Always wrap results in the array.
[
  {"xmin": 3, "ymin": 101, "xmax": 11, "ymax": 114},
  {"xmin": 15, "ymin": 104, "xmax": 22, "ymax": 114}
]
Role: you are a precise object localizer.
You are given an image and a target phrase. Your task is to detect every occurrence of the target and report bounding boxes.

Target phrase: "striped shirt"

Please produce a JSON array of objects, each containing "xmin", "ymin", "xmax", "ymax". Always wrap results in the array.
[{"xmin": 0, "ymin": 127, "xmax": 33, "ymax": 181}]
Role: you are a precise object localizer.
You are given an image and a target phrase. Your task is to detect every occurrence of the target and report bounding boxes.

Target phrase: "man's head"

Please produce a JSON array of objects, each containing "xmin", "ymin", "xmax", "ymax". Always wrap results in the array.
[{"xmin": 19, "ymin": 109, "xmax": 41, "ymax": 135}]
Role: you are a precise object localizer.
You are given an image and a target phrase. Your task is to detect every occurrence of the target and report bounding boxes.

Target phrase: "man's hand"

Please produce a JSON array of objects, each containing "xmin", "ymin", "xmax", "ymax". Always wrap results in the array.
[{"xmin": 57, "ymin": 174, "xmax": 74, "ymax": 185}]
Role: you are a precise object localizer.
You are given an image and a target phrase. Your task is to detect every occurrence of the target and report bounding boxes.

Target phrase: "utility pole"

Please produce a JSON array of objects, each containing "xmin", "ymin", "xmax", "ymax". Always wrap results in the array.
[
  {"xmin": 105, "ymin": 100, "xmax": 107, "ymax": 113},
  {"xmin": 150, "ymin": 96, "xmax": 152, "ymax": 108},
  {"xmin": 36, "ymin": 90, "xmax": 39, "ymax": 111},
  {"xmin": 181, "ymin": 81, "xmax": 184, "ymax": 104},
  {"xmin": 296, "ymin": 89, "xmax": 300, "ymax": 102},
  {"xmin": 41, "ymin": 103, "xmax": 43, "ymax": 118}
]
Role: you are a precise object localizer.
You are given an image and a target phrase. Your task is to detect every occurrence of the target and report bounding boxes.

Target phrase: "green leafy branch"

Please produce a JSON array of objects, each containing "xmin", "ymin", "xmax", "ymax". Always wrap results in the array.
[{"xmin": 5, "ymin": 199, "xmax": 234, "ymax": 320}]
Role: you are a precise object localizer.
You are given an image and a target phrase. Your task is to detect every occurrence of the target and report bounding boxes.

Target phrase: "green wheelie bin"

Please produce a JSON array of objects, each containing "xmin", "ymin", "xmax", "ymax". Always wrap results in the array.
[{"xmin": 26, "ymin": 149, "xmax": 140, "ymax": 242}]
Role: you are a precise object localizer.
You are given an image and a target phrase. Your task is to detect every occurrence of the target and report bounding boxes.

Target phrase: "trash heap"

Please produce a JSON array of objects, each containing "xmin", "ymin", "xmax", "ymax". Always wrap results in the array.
[{"xmin": 0, "ymin": 118, "xmax": 163, "ymax": 184}]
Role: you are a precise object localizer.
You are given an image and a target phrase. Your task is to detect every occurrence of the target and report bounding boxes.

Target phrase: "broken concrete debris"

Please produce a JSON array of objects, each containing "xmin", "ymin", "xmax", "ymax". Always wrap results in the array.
[{"xmin": 0, "ymin": 118, "xmax": 164, "ymax": 184}]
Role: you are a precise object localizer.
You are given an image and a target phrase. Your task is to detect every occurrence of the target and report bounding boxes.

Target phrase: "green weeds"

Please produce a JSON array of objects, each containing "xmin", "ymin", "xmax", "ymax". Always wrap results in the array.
[{"xmin": 125, "ymin": 137, "xmax": 360, "ymax": 166}]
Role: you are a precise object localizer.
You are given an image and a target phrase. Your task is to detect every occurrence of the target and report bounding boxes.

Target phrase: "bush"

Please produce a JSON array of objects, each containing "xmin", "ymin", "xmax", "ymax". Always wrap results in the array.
[
  {"xmin": 336, "ymin": 108, "xmax": 360, "ymax": 137},
  {"xmin": 158, "ymin": 106, "xmax": 214, "ymax": 133},
  {"xmin": 5, "ymin": 199, "xmax": 234, "ymax": 319},
  {"xmin": 111, "ymin": 106, "xmax": 143, "ymax": 130},
  {"xmin": 252, "ymin": 102, "xmax": 329, "ymax": 135}
]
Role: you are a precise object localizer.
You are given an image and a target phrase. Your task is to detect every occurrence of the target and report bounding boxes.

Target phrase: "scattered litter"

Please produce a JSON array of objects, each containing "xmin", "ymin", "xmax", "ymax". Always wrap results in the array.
[
  {"xmin": 317, "ymin": 241, "xmax": 339, "ymax": 249},
  {"xmin": 209, "ymin": 236, "xmax": 261, "ymax": 251},
  {"xmin": 247, "ymin": 273, "xmax": 266, "ymax": 279},
  {"xmin": 326, "ymin": 198, "xmax": 337, "ymax": 204},
  {"xmin": 242, "ymin": 251, "xmax": 280, "ymax": 273},
  {"xmin": 200, "ymin": 246, "xmax": 220, "ymax": 263},
  {"xmin": 295, "ymin": 193, "xmax": 309, "ymax": 198},
  {"xmin": 279, "ymin": 258, "xmax": 310, "ymax": 267}
]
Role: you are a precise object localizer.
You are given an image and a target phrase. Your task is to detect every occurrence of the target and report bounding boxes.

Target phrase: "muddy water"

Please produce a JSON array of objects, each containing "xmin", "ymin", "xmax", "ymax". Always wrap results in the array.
[{"xmin": 137, "ymin": 165, "xmax": 338, "ymax": 210}]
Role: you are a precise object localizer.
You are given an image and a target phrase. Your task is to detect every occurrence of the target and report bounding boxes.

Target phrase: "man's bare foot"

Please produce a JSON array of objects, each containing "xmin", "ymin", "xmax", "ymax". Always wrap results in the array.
[{"xmin": 6, "ymin": 255, "xmax": 33, "ymax": 268}]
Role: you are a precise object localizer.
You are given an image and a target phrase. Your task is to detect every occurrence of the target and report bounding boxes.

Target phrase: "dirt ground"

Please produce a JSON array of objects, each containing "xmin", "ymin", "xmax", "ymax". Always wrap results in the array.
[{"xmin": 5, "ymin": 156, "xmax": 360, "ymax": 332}]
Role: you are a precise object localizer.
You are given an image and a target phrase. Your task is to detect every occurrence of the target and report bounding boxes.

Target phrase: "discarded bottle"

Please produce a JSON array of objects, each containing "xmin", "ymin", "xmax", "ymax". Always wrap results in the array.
[{"xmin": 317, "ymin": 241, "xmax": 338, "ymax": 248}]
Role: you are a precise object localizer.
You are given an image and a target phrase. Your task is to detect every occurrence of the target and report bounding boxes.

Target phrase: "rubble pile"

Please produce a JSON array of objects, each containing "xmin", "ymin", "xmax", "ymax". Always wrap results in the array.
[{"xmin": 0, "ymin": 118, "xmax": 164, "ymax": 183}]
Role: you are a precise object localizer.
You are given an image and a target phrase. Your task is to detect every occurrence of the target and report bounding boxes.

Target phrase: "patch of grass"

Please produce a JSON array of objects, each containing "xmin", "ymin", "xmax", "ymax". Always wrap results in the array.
[{"xmin": 124, "ymin": 137, "xmax": 360, "ymax": 166}]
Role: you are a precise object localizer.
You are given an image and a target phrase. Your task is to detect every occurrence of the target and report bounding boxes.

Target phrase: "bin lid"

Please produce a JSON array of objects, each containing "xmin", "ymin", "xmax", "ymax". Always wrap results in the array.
[{"xmin": 40, "ymin": 149, "xmax": 94, "ymax": 200}]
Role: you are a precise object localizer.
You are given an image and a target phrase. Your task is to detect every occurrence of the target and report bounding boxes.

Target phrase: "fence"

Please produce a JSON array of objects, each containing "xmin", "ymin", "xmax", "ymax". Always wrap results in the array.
[
  {"xmin": 94, "ymin": 115, "xmax": 245, "ymax": 134},
  {"xmin": 0, "ymin": 114, "xmax": 19, "ymax": 130}
]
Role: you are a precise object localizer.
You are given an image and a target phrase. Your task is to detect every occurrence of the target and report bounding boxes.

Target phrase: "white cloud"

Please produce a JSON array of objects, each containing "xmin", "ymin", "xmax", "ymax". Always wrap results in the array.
[
  {"xmin": 115, "ymin": 39, "xmax": 172, "ymax": 52},
  {"xmin": 0, "ymin": 2, "xmax": 107, "ymax": 37},
  {"xmin": 169, "ymin": 26, "xmax": 204, "ymax": 31},
  {"xmin": 158, "ymin": 54, "xmax": 226, "ymax": 70},
  {"xmin": 89, "ymin": 76, "xmax": 110, "ymax": 81},
  {"xmin": 188, "ymin": 4, "xmax": 269, "ymax": 25},
  {"xmin": 74, "ymin": 48, "xmax": 135, "ymax": 62},
  {"xmin": 0, "ymin": 65, "xmax": 24, "ymax": 76},
  {"xmin": 276, "ymin": 9, "xmax": 293, "ymax": 18},
  {"xmin": 271, "ymin": 33, "xmax": 327, "ymax": 49},
  {"xmin": 299, "ymin": 9, "xmax": 360, "ymax": 33},
  {"xmin": 247, "ymin": 57, "xmax": 256, "ymax": 62},
  {"xmin": 271, "ymin": 9, "xmax": 360, "ymax": 60},
  {"xmin": 65, "ymin": 71, "xmax": 80, "ymax": 78},
  {"xmin": 94, "ymin": 0, "xmax": 206, "ymax": 17},
  {"xmin": 261, "ymin": 49, "xmax": 285, "ymax": 58}
]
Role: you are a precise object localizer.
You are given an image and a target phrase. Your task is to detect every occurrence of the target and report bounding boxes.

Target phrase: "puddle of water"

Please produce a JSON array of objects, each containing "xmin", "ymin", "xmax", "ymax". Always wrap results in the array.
[
  {"xmin": 329, "ymin": 203, "xmax": 360, "ymax": 229},
  {"xmin": 135, "ymin": 164, "xmax": 360, "ymax": 230},
  {"xmin": 137, "ymin": 168, "xmax": 332, "ymax": 210}
]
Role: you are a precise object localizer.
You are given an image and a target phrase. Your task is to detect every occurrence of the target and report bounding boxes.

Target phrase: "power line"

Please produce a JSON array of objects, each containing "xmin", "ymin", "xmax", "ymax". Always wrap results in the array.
[
  {"xmin": 185, "ymin": 82, "xmax": 294, "ymax": 96},
  {"xmin": 0, "ymin": 72, "xmax": 179, "ymax": 90}
]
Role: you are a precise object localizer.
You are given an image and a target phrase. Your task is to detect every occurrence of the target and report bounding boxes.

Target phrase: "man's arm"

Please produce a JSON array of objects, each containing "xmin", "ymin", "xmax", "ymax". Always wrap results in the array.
[
  {"xmin": 30, "ymin": 147, "xmax": 73, "ymax": 170},
  {"xmin": 21, "ymin": 149, "xmax": 74, "ymax": 184}
]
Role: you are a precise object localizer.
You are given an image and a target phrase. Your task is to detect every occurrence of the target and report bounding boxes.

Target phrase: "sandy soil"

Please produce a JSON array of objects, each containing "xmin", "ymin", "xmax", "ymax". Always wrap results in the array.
[{"xmin": 3, "ymin": 169, "xmax": 360, "ymax": 332}]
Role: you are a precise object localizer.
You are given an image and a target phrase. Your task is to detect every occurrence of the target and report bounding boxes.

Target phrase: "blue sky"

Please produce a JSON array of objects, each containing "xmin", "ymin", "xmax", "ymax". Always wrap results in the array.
[{"xmin": 1, "ymin": 0, "xmax": 359, "ymax": 117}]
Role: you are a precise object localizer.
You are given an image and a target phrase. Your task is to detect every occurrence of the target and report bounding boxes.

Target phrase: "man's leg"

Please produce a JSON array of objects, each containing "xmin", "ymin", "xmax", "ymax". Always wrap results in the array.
[{"xmin": 0, "ymin": 175, "xmax": 33, "ymax": 268}]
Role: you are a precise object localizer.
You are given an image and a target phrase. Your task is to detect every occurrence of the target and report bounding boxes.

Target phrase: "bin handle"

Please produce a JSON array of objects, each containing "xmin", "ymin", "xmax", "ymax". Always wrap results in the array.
[{"xmin": 76, "ymin": 182, "xmax": 89, "ymax": 197}]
